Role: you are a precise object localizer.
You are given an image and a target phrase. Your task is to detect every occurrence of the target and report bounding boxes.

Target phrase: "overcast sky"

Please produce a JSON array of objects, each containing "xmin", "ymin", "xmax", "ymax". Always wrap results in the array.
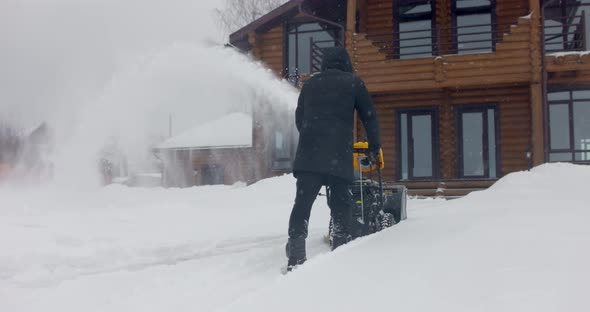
[{"xmin": 0, "ymin": 0, "xmax": 223, "ymax": 130}]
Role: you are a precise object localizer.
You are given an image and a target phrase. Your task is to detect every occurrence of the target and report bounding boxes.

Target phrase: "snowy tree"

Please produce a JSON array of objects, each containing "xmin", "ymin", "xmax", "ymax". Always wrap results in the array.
[{"xmin": 214, "ymin": 0, "xmax": 287, "ymax": 35}]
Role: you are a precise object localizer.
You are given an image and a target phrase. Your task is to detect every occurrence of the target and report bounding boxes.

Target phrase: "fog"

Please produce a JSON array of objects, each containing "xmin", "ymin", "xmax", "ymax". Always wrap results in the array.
[{"xmin": 0, "ymin": 0, "xmax": 298, "ymax": 188}]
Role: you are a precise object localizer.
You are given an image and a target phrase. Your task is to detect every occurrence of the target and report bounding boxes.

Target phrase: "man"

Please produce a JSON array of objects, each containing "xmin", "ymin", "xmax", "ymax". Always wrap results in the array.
[{"xmin": 286, "ymin": 47, "xmax": 381, "ymax": 270}]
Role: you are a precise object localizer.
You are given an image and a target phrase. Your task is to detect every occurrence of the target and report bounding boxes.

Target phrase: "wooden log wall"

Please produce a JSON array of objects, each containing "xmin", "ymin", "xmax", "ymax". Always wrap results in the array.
[
  {"xmin": 359, "ymin": 0, "xmax": 530, "ymax": 59},
  {"xmin": 352, "ymin": 16, "xmax": 533, "ymax": 93},
  {"xmin": 252, "ymin": 25, "xmax": 285, "ymax": 77},
  {"xmin": 546, "ymin": 53, "xmax": 590, "ymax": 85},
  {"xmin": 365, "ymin": 0, "xmax": 394, "ymax": 58},
  {"xmin": 357, "ymin": 86, "xmax": 531, "ymax": 183},
  {"xmin": 190, "ymin": 148, "xmax": 256, "ymax": 185},
  {"xmin": 496, "ymin": 0, "xmax": 529, "ymax": 36}
]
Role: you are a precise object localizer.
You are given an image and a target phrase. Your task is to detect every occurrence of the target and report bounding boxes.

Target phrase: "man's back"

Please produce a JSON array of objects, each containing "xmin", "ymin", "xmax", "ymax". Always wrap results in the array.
[{"xmin": 293, "ymin": 47, "xmax": 380, "ymax": 182}]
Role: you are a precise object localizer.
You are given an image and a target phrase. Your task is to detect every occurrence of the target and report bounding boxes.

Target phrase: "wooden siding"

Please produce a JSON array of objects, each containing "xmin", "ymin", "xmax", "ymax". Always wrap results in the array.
[
  {"xmin": 365, "ymin": 0, "xmax": 394, "ymax": 58},
  {"xmin": 496, "ymin": 0, "xmax": 529, "ymax": 36},
  {"xmin": 545, "ymin": 53, "xmax": 590, "ymax": 85},
  {"xmin": 253, "ymin": 25, "xmax": 285, "ymax": 77},
  {"xmin": 352, "ymin": 16, "xmax": 534, "ymax": 93},
  {"xmin": 357, "ymin": 86, "xmax": 531, "ymax": 184},
  {"xmin": 190, "ymin": 148, "xmax": 256, "ymax": 185}
]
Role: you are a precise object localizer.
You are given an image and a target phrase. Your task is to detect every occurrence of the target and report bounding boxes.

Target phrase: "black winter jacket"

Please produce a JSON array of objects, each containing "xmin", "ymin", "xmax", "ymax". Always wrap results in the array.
[{"xmin": 293, "ymin": 47, "xmax": 381, "ymax": 182}]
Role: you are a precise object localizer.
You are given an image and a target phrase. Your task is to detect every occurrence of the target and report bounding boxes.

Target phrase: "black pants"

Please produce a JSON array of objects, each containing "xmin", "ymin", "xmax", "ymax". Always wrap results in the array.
[{"xmin": 288, "ymin": 172, "xmax": 353, "ymax": 239}]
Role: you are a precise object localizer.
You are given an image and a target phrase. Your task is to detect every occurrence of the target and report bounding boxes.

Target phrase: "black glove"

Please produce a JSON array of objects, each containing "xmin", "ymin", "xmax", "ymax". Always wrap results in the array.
[{"xmin": 367, "ymin": 144, "xmax": 381, "ymax": 165}]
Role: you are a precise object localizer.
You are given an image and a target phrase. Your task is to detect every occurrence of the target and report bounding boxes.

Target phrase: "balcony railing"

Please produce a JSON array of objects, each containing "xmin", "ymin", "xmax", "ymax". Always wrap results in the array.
[
  {"xmin": 310, "ymin": 38, "xmax": 336, "ymax": 73},
  {"xmin": 544, "ymin": 14, "xmax": 587, "ymax": 53},
  {"xmin": 365, "ymin": 22, "xmax": 527, "ymax": 60}
]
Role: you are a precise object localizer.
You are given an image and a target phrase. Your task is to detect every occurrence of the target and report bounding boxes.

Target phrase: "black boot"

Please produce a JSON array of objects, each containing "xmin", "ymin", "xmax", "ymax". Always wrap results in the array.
[
  {"xmin": 331, "ymin": 233, "xmax": 351, "ymax": 250},
  {"xmin": 285, "ymin": 237, "xmax": 306, "ymax": 270},
  {"xmin": 331, "ymin": 214, "xmax": 351, "ymax": 250}
]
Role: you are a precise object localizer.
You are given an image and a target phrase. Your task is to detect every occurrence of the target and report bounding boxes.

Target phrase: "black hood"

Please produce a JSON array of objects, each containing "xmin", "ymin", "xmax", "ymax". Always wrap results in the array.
[{"xmin": 321, "ymin": 47, "xmax": 353, "ymax": 73}]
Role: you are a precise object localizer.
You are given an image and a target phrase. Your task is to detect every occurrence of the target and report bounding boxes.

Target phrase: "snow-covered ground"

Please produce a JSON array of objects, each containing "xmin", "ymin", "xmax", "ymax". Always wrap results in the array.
[{"xmin": 1, "ymin": 163, "xmax": 589, "ymax": 312}]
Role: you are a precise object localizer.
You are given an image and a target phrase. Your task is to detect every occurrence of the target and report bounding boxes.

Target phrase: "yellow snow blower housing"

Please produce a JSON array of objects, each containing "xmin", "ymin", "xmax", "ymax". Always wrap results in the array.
[{"xmin": 352, "ymin": 141, "xmax": 384, "ymax": 173}]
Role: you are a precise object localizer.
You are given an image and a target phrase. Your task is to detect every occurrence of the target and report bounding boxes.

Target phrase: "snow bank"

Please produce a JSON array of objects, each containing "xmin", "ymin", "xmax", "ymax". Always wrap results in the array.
[
  {"xmin": 1, "ymin": 164, "xmax": 589, "ymax": 312},
  {"xmin": 222, "ymin": 163, "xmax": 590, "ymax": 312}
]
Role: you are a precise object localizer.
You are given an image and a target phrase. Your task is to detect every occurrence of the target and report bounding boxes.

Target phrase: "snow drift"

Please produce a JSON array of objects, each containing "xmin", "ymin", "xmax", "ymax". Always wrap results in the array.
[{"xmin": 1, "ymin": 163, "xmax": 589, "ymax": 312}]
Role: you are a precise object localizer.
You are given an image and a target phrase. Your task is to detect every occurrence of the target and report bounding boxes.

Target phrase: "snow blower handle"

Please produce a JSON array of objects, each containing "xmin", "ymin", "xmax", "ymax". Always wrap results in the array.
[{"xmin": 364, "ymin": 150, "xmax": 385, "ymax": 212}]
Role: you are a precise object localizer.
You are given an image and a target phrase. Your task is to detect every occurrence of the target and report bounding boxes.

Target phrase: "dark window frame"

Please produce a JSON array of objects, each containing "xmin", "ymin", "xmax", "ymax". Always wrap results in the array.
[
  {"xmin": 451, "ymin": 0, "xmax": 497, "ymax": 54},
  {"xmin": 282, "ymin": 20, "xmax": 341, "ymax": 85},
  {"xmin": 396, "ymin": 107, "xmax": 440, "ymax": 181},
  {"xmin": 547, "ymin": 88, "xmax": 590, "ymax": 163},
  {"xmin": 455, "ymin": 104, "xmax": 501, "ymax": 179},
  {"xmin": 393, "ymin": 0, "xmax": 438, "ymax": 59}
]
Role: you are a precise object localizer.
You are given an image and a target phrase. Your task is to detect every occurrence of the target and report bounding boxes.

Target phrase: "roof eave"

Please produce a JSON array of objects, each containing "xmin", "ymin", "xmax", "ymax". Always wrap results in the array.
[{"xmin": 228, "ymin": 0, "xmax": 304, "ymax": 50}]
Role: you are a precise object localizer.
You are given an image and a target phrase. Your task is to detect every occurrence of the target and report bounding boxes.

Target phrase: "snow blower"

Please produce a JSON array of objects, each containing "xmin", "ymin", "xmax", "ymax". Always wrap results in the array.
[{"xmin": 326, "ymin": 142, "xmax": 407, "ymax": 245}]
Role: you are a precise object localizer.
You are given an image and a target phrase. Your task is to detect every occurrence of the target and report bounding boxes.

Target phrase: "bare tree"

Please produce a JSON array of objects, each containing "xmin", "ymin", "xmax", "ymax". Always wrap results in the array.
[
  {"xmin": 0, "ymin": 123, "xmax": 22, "ymax": 165},
  {"xmin": 215, "ymin": 0, "xmax": 287, "ymax": 36}
]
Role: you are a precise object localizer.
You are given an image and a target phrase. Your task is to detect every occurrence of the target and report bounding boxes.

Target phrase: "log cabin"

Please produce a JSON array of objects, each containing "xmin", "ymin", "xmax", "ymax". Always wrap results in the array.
[{"xmin": 229, "ymin": 0, "xmax": 590, "ymax": 197}]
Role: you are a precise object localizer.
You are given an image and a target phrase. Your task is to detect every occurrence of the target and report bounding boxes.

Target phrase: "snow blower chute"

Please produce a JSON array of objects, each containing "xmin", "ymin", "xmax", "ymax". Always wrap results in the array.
[{"xmin": 327, "ymin": 142, "xmax": 407, "ymax": 245}]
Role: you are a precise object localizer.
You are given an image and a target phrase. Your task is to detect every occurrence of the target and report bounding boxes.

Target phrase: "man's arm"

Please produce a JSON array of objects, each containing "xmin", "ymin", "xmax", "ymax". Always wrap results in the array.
[{"xmin": 355, "ymin": 78, "xmax": 381, "ymax": 153}]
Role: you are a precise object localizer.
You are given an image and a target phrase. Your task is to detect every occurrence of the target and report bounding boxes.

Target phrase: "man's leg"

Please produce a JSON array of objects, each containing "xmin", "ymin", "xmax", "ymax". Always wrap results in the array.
[
  {"xmin": 287, "ymin": 172, "xmax": 323, "ymax": 268},
  {"xmin": 327, "ymin": 176, "xmax": 353, "ymax": 250}
]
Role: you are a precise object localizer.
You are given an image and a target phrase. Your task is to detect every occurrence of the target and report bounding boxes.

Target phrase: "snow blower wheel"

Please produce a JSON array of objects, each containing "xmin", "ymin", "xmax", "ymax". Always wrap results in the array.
[{"xmin": 326, "ymin": 142, "xmax": 407, "ymax": 246}]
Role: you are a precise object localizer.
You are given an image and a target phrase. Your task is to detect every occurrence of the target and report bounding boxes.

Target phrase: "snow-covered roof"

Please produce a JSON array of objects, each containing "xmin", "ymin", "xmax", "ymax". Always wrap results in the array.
[{"xmin": 156, "ymin": 112, "xmax": 253, "ymax": 150}]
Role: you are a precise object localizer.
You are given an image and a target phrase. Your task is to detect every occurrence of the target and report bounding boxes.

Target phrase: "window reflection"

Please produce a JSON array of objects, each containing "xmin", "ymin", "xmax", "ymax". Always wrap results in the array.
[
  {"xmin": 400, "ymin": 113, "xmax": 409, "ymax": 180},
  {"xmin": 398, "ymin": 109, "xmax": 437, "ymax": 180},
  {"xmin": 457, "ymin": 106, "xmax": 498, "ymax": 179},
  {"xmin": 574, "ymin": 101, "xmax": 590, "ymax": 153},
  {"xmin": 412, "ymin": 114, "xmax": 433, "ymax": 177},
  {"xmin": 549, "ymin": 104, "xmax": 571, "ymax": 150},
  {"xmin": 462, "ymin": 112, "xmax": 484, "ymax": 176}
]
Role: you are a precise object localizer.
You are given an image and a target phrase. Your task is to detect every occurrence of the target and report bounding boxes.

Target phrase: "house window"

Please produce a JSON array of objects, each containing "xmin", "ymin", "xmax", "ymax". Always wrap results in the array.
[
  {"xmin": 286, "ymin": 22, "xmax": 340, "ymax": 85},
  {"xmin": 201, "ymin": 164, "xmax": 225, "ymax": 185},
  {"xmin": 544, "ymin": 0, "xmax": 590, "ymax": 53},
  {"xmin": 394, "ymin": 0, "xmax": 436, "ymax": 59},
  {"xmin": 456, "ymin": 105, "xmax": 499, "ymax": 179},
  {"xmin": 398, "ymin": 108, "xmax": 439, "ymax": 180},
  {"xmin": 273, "ymin": 131, "xmax": 292, "ymax": 170},
  {"xmin": 548, "ymin": 90, "xmax": 590, "ymax": 162},
  {"xmin": 453, "ymin": 0, "xmax": 495, "ymax": 54}
]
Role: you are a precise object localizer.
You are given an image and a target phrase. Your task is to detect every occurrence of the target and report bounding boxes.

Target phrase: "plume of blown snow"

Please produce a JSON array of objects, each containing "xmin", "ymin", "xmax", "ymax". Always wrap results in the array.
[{"xmin": 50, "ymin": 43, "xmax": 298, "ymax": 188}]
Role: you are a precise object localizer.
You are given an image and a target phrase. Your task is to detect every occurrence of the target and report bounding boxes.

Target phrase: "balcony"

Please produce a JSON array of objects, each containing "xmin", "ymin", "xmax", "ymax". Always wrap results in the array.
[
  {"xmin": 350, "ymin": 16, "xmax": 537, "ymax": 93},
  {"xmin": 542, "ymin": 3, "xmax": 590, "ymax": 85},
  {"xmin": 545, "ymin": 13, "xmax": 587, "ymax": 53}
]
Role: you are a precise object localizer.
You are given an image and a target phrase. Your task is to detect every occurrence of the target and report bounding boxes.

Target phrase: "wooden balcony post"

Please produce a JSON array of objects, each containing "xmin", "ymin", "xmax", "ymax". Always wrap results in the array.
[
  {"xmin": 346, "ymin": 0, "xmax": 358, "ymax": 55},
  {"xmin": 347, "ymin": 0, "xmax": 358, "ymax": 140},
  {"xmin": 528, "ymin": 1, "xmax": 546, "ymax": 166},
  {"xmin": 346, "ymin": 0, "xmax": 357, "ymax": 34}
]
